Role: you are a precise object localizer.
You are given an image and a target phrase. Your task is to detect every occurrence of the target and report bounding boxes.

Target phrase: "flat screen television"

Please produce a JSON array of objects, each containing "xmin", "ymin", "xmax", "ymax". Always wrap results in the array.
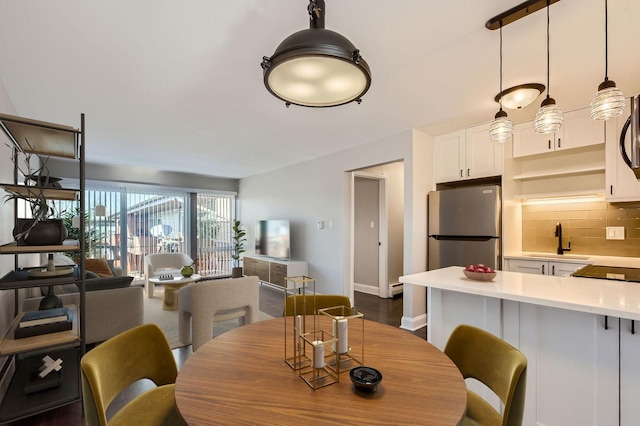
[{"xmin": 255, "ymin": 219, "xmax": 290, "ymax": 260}]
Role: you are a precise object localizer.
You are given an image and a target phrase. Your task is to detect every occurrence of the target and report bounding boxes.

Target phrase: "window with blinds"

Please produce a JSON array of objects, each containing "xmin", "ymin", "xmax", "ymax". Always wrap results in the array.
[{"xmin": 53, "ymin": 187, "xmax": 235, "ymax": 279}]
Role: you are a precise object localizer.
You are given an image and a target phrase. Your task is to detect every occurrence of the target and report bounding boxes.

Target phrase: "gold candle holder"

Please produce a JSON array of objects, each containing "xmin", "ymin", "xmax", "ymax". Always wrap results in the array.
[
  {"xmin": 299, "ymin": 330, "xmax": 339, "ymax": 390},
  {"xmin": 319, "ymin": 306, "xmax": 364, "ymax": 375},
  {"xmin": 283, "ymin": 275, "xmax": 316, "ymax": 370}
]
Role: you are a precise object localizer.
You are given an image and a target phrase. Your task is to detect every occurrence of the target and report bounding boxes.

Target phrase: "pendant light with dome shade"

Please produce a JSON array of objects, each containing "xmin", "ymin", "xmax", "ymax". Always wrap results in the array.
[
  {"xmin": 589, "ymin": 0, "xmax": 625, "ymax": 121},
  {"xmin": 534, "ymin": 1, "xmax": 563, "ymax": 134},
  {"xmin": 489, "ymin": 23, "xmax": 514, "ymax": 143},
  {"xmin": 261, "ymin": 0, "xmax": 371, "ymax": 108}
]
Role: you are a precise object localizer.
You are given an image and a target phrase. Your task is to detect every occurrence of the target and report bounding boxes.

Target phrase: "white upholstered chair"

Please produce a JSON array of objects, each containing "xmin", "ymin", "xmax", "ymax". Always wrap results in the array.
[
  {"xmin": 178, "ymin": 276, "xmax": 260, "ymax": 351},
  {"xmin": 144, "ymin": 253, "xmax": 194, "ymax": 298}
]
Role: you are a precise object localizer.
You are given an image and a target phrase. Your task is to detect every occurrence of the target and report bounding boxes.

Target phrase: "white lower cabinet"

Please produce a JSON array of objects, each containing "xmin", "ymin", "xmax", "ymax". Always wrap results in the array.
[
  {"xmin": 515, "ymin": 304, "xmax": 618, "ymax": 426},
  {"xmin": 428, "ymin": 289, "xmax": 635, "ymax": 426},
  {"xmin": 620, "ymin": 319, "xmax": 640, "ymax": 425},
  {"xmin": 505, "ymin": 258, "xmax": 588, "ymax": 276}
]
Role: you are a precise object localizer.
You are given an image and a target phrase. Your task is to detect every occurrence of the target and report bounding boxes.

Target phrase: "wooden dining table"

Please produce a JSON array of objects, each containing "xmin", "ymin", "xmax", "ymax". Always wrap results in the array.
[{"xmin": 175, "ymin": 317, "xmax": 467, "ymax": 425}]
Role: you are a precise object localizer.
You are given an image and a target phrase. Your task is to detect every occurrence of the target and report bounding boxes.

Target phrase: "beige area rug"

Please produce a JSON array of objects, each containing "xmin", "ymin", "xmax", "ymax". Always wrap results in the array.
[{"xmin": 143, "ymin": 286, "xmax": 275, "ymax": 349}]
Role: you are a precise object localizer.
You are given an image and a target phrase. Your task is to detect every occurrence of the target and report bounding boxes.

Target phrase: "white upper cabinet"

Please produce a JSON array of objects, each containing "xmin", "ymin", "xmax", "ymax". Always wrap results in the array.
[
  {"xmin": 605, "ymin": 98, "xmax": 640, "ymax": 202},
  {"xmin": 434, "ymin": 123, "xmax": 502, "ymax": 183},
  {"xmin": 434, "ymin": 130, "xmax": 465, "ymax": 183},
  {"xmin": 513, "ymin": 108, "xmax": 604, "ymax": 158},
  {"xmin": 465, "ymin": 123, "xmax": 503, "ymax": 180}
]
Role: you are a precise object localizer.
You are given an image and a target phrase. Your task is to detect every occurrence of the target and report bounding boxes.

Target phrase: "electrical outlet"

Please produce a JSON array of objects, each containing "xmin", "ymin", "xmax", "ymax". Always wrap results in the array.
[{"xmin": 606, "ymin": 226, "xmax": 625, "ymax": 240}]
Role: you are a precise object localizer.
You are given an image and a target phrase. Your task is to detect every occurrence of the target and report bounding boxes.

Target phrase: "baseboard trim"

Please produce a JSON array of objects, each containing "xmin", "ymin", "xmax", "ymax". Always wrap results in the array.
[
  {"xmin": 400, "ymin": 313, "xmax": 427, "ymax": 332},
  {"xmin": 354, "ymin": 283, "xmax": 378, "ymax": 296},
  {"xmin": 389, "ymin": 282, "xmax": 403, "ymax": 297}
]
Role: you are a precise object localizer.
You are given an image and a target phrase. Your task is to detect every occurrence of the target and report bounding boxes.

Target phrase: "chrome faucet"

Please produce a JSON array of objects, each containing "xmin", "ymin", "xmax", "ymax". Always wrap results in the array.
[{"xmin": 555, "ymin": 223, "xmax": 571, "ymax": 255}]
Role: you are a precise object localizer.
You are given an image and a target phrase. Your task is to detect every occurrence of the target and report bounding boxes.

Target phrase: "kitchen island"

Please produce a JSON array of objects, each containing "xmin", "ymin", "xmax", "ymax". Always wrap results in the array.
[{"xmin": 401, "ymin": 266, "xmax": 640, "ymax": 426}]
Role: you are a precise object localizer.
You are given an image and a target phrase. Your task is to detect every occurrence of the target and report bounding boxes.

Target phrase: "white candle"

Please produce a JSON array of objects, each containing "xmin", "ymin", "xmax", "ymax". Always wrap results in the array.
[
  {"xmin": 296, "ymin": 315, "xmax": 302, "ymax": 348},
  {"xmin": 312, "ymin": 341, "xmax": 325, "ymax": 369},
  {"xmin": 333, "ymin": 318, "xmax": 349, "ymax": 354}
]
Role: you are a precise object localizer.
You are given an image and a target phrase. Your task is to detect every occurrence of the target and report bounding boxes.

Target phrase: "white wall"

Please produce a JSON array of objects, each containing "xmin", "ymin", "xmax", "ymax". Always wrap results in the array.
[{"xmin": 239, "ymin": 129, "xmax": 434, "ymax": 315}]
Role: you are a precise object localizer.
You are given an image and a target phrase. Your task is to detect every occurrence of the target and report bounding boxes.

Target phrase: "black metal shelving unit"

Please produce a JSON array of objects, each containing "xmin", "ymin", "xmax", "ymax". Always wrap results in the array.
[{"xmin": 0, "ymin": 113, "xmax": 86, "ymax": 424}]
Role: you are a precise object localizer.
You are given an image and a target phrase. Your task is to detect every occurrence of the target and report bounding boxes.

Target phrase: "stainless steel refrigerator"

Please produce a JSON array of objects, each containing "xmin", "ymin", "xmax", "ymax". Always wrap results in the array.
[{"xmin": 428, "ymin": 185, "xmax": 501, "ymax": 270}]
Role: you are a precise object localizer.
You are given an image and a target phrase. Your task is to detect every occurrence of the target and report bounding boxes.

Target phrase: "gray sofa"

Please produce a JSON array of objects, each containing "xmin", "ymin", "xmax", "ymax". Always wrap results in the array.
[
  {"xmin": 23, "ymin": 286, "xmax": 143, "ymax": 345},
  {"xmin": 22, "ymin": 257, "xmax": 144, "ymax": 344}
]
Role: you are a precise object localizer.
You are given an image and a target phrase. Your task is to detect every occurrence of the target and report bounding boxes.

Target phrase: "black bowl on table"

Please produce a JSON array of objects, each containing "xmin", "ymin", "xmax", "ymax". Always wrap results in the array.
[{"xmin": 349, "ymin": 366, "xmax": 383, "ymax": 392}]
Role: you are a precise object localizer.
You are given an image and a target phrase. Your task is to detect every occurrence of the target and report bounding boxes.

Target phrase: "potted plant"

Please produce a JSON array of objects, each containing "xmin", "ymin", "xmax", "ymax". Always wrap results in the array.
[
  {"xmin": 4, "ymin": 145, "xmax": 67, "ymax": 245},
  {"xmin": 231, "ymin": 219, "xmax": 246, "ymax": 278}
]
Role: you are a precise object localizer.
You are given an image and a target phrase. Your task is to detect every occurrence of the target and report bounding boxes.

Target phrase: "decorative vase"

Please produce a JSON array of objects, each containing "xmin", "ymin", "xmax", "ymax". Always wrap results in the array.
[
  {"xmin": 181, "ymin": 264, "xmax": 194, "ymax": 278},
  {"xmin": 39, "ymin": 286, "xmax": 63, "ymax": 310},
  {"xmin": 13, "ymin": 219, "xmax": 67, "ymax": 246}
]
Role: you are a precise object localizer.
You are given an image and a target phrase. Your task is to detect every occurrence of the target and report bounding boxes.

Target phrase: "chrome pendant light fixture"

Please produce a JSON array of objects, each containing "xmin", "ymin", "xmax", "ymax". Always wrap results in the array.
[
  {"xmin": 590, "ymin": 0, "xmax": 625, "ymax": 121},
  {"xmin": 261, "ymin": 0, "xmax": 371, "ymax": 108},
  {"xmin": 534, "ymin": 0, "xmax": 563, "ymax": 134},
  {"xmin": 490, "ymin": 24, "xmax": 514, "ymax": 143}
]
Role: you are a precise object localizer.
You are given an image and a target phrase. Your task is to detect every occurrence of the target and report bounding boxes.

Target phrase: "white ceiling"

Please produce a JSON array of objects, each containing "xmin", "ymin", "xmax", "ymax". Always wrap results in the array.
[{"xmin": 0, "ymin": 0, "xmax": 639, "ymax": 179}]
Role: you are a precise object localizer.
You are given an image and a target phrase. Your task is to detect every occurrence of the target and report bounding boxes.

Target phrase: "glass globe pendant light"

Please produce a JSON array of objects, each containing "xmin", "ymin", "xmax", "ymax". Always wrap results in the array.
[
  {"xmin": 489, "ymin": 24, "xmax": 513, "ymax": 143},
  {"xmin": 534, "ymin": 1, "xmax": 563, "ymax": 134},
  {"xmin": 590, "ymin": 0, "xmax": 625, "ymax": 121}
]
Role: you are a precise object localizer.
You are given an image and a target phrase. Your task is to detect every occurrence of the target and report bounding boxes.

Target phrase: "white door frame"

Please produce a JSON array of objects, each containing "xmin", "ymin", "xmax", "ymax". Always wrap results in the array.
[{"xmin": 350, "ymin": 171, "xmax": 389, "ymax": 298}]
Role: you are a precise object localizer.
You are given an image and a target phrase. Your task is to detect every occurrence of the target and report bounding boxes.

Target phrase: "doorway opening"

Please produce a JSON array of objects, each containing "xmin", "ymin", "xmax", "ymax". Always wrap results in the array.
[{"xmin": 349, "ymin": 161, "xmax": 404, "ymax": 299}]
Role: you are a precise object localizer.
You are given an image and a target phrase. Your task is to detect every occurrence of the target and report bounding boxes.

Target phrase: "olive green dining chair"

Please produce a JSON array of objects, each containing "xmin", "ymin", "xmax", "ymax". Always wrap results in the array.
[
  {"xmin": 80, "ymin": 323, "xmax": 186, "ymax": 426},
  {"xmin": 444, "ymin": 324, "xmax": 527, "ymax": 426},
  {"xmin": 283, "ymin": 294, "xmax": 351, "ymax": 316}
]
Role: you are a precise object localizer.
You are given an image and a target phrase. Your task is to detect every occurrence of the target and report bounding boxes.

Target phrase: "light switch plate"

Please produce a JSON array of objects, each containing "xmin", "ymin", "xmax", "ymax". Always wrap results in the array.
[{"xmin": 606, "ymin": 226, "xmax": 625, "ymax": 240}]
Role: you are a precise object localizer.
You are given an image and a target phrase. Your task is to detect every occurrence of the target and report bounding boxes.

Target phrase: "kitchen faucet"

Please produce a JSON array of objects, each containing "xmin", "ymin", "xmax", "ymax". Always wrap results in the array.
[{"xmin": 555, "ymin": 223, "xmax": 571, "ymax": 255}]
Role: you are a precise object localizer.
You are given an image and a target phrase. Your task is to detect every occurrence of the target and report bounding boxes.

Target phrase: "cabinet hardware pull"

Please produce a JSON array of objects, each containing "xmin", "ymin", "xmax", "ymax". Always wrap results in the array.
[
  {"xmin": 467, "ymin": 168, "xmax": 470, "ymax": 177},
  {"xmin": 557, "ymin": 138, "xmax": 561, "ymax": 148},
  {"xmin": 548, "ymin": 140, "xmax": 551, "ymax": 150},
  {"xmin": 610, "ymin": 185, "xmax": 613, "ymax": 195},
  {"xmin": 542, "ymin": 264, "xmax": 545, "ymax": 274},
  {"xmin": 605, "ymin": 315, "xmax": 609, "ymax": 330},
  {"xmin": 460, "ymin": 170, "xmax": 463, "ymax": 178},
  {"xmin": 552, "ymin": 265, "xmax": 555, "ymax": 275},
  {"xmin": 633, "ymin": 320, "xmax": 636, "ymax": 335}
]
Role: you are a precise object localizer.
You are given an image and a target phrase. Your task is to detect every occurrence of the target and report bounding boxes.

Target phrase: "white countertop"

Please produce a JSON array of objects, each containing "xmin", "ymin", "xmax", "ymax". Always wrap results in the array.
[{"xmin": 401, "ymin": 266, "xmax": 640, "ymax": 321}]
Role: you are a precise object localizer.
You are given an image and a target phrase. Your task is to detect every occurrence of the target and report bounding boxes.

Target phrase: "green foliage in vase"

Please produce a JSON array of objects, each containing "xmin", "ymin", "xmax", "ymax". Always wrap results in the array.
[
  {"xmin": 61, "ymin": 207, "xmax": 101, "ymax": 259},
  {"xmin": 231, "ymin": 219, "xmax": 246, "ymax": 268}
]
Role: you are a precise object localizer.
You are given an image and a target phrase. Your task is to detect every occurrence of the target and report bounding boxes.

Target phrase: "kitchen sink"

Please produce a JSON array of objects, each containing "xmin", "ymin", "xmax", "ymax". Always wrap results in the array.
[{"xmin": 524, "ymin": 253, "xmax": 590, "ymax": 260}]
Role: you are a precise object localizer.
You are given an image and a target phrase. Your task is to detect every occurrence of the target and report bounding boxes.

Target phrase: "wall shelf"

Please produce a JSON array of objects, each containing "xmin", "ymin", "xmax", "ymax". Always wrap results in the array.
[{"xmin": 513, "ymin": 166, "xmax": 605, "ymax": 181}]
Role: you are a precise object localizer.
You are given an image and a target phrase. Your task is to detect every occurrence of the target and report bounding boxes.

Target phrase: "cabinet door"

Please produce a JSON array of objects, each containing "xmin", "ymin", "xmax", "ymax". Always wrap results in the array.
[
  {"xmin": 549, "ymin": 261, "xmax": 587, "ymax": 277},
  {"xmin": 620, "ymin": 319, "xmax": 640, "ymax": 426},
  {"xmin": 560, "ymin": 108, "xmax": 605, "ymax": 151},
  {"xmin": 513, "ymin": 121, "xmax": 560, "ymax": 158},
  {"xmin": 465, "ymin": 122, "xmax": 503, "ymax": 179},
  {"xmin": 243, "ymin": 257, "xmax": 269, "ymax": 282},
  {"xmin": 506, "ymin": 259, "xmax": 547, "ymax": 275},
  {"xmin": 434, "ymin": 130, "xmax": 465, "ymax": 183},
  {"xmin": 605, "ymin": 98, "xmax": 640, "ymax": 202},
  {"xmin": 269, "ymin": 262, "xmax": 287, "ymax": 287},
  {"xmin": 518, "ymin": 305, "xmax": 618, "ymax": 426}
]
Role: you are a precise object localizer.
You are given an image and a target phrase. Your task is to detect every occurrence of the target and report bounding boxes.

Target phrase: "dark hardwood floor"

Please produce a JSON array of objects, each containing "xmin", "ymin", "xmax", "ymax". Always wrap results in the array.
[{"xmin": 7, "ymin": 285, "xmax": 425, "ymax": 425}]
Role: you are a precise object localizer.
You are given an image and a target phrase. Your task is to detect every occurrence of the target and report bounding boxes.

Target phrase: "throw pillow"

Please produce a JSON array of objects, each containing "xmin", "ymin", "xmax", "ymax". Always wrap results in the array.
[
  {"xmin": 85, "ymin": 258, "xmax": 114, "ymax": 277},
  {"xmin": 85, "ymin": 276, "xmax": 134, "ymax": 292}
]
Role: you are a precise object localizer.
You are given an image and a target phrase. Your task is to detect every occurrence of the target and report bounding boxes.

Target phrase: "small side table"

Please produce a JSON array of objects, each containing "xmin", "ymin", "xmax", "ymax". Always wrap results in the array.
[{"xmin": 149, "ymin": 274, "xmax": 201, "ymax": 310}]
